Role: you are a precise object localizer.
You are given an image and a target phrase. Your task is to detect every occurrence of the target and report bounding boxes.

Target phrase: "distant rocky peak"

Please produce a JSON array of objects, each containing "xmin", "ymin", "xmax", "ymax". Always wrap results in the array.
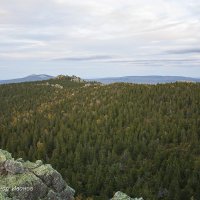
[
  {"xmin": 55, "ymin": 75, "xmax": 67, "ymax": 80},
  {"xmin": 55, "ymin": 75, "xmax": 85, "ymax": 83}
]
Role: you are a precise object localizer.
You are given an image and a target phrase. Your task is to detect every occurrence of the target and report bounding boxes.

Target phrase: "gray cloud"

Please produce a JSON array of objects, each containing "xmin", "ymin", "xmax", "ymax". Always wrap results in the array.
[
  {"xmin": 0, "ymin": 0, "xmax": 200, "ymax": 79},
  {"xmin": 52, "ymin": 55, "xmax": 115, "ymax": 61},
  {"xmin": 166, "ymin": 48, "xmax": 200, "ymax": 54},
  {"xmin": 107, "ymin": 58, "xmax": 200, "ymax": 63},
  {"xmin": 104, "ymin": 59, "xmax": 200, "ymax": 68}
]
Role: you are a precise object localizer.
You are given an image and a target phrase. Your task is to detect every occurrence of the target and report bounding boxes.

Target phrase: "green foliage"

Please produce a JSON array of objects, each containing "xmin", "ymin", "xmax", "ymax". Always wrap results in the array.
[{"xmin": 0, "ymin": 78, "xmax": 200, "ymax": 199}]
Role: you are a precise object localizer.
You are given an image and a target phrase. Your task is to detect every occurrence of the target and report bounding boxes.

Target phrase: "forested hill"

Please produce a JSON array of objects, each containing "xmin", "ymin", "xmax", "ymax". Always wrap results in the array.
[
  {"xmin": 0, "ymin": 75, "xmax": 200, "ymax": 200},
  {"xmin": 89, "ymin": 75, "xmax": 200, "ymax": 84},
  {"xmin": 0, "ymin": 74, "xmax": 53, "ymax": 84},
  {"xmin": 1, "ymin": 75, "xmax": 200, "ymax": 85}
]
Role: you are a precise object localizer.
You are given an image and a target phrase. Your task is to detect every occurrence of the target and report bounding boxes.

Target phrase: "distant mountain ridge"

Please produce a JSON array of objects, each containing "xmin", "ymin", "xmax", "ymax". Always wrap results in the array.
[
  {"xmin": 1, "ymin": 75, "xmax": 200, "ymax": 84},
  {"xmin": 0, "ymin": 74, "xmax": 53, "ymax": 84},
  {"xmin": 88, "ymin": 75, "xmax": 200, "ymax": 84}
]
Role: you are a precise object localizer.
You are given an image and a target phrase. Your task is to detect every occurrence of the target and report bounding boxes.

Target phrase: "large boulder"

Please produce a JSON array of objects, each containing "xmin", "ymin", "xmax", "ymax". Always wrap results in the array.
[
  {"xmin": 111, "ymin": 191, "xmax": 143, "ymax": 200},
  {"xmin": 4, "ymin": 160, "xmax": 25, "ymax": 174},
  {"xmin": 0, "ymin": 149, "xmax": 75, "ymax": 200}
]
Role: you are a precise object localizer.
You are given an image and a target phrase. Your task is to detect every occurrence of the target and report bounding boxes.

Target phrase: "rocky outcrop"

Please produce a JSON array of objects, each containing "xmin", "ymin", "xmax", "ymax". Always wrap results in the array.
[
  {"xmin": 0, "ymin": 149, "xmax": 75, "ymax": 200},
  {"xmin": 111, "ymin": 191, "xmax": 143, "ymax": 200},
  {"xmin": 55, "ymin": 75, "xmax": 85, "ymax": 83},
  {"xmin": 0, "ymin": 149, "xmax": 144, "ymax": 200}
]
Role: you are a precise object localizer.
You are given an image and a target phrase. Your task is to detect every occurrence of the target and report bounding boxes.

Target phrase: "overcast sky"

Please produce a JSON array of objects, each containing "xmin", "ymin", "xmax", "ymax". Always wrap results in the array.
[{"xmin": 0, "ymin": 0, "xmax": 200, "ymax": 79}]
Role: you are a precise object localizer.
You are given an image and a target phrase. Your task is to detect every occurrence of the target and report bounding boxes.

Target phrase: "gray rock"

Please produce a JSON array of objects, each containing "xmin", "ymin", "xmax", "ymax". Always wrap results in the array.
[
  {"xmin": 4, "ymin": 160, "xmax": 25, "ymax": 174},
  {"xmin": 111, "ymin": 191, "xmax": 143, "ymax": 200},
  {"xmin": 0, "ymin": 150, "xmax": 12, "ymax": 164},
  {"xmin": 60, "ymin": 186, "xmax": 75, "ymax": 199},
  {"xmin": 0, "ymin": 149, "xmax": 75, "ymax": 200},
  {"xmin": 9, "ymin": 179, "xmax": 48, "ymax": 200},
  {"xmin": 32, "ymin": 165, "xmax": 66, "ymax": 192},
  {"xmin": 16, "ymin": 158, "xmax": 24, "ymax": 163},
  {"xmin": 35, "ymin": 160, "xmax": 43, "ymax": 166},
  {"xmin": 46, "ymin": 190, "xmax": 58, "ymax": 200}
]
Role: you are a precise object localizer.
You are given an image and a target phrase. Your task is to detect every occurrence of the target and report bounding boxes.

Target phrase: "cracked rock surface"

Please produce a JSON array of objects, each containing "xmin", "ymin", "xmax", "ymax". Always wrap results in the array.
[{"xmin": 0, "ymin": 149, "xmax": 75, "ymax": 200}]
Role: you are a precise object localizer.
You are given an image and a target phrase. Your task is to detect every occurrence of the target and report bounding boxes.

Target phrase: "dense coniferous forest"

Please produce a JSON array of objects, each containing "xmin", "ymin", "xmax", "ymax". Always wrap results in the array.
[{"xmin": 0, "ymin": 76, "xmax": 200, "ymax": 200}]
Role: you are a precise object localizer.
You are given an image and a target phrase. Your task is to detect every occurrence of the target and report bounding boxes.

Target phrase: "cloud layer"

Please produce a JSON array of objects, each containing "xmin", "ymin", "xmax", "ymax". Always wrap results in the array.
[{"xmin": 0, "ymin": 0, "xmax": 200, "ymax": 78}]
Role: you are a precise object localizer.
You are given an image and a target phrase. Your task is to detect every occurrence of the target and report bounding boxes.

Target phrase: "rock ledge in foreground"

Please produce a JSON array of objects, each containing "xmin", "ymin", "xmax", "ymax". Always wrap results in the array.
[{"xmin": 0, "ymin": 149, "xmax": 75, "ymax": 200}]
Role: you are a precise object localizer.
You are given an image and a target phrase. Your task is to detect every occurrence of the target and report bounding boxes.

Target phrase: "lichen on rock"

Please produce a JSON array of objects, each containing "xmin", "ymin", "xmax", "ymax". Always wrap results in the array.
[
  {"xmin": 4, "ymin": 160, "xmax": 25, "ymax": 174},
  {"xmin": 111, "ymin": 191, "xmax": 143, "ymax": 200},
  {"xmin": 0, "ymin": 149, "xmax": 75, "ymax": 200},
  {"xmin": 0, "ymin": 150, "xmax": 12, "ymax": 164}
]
